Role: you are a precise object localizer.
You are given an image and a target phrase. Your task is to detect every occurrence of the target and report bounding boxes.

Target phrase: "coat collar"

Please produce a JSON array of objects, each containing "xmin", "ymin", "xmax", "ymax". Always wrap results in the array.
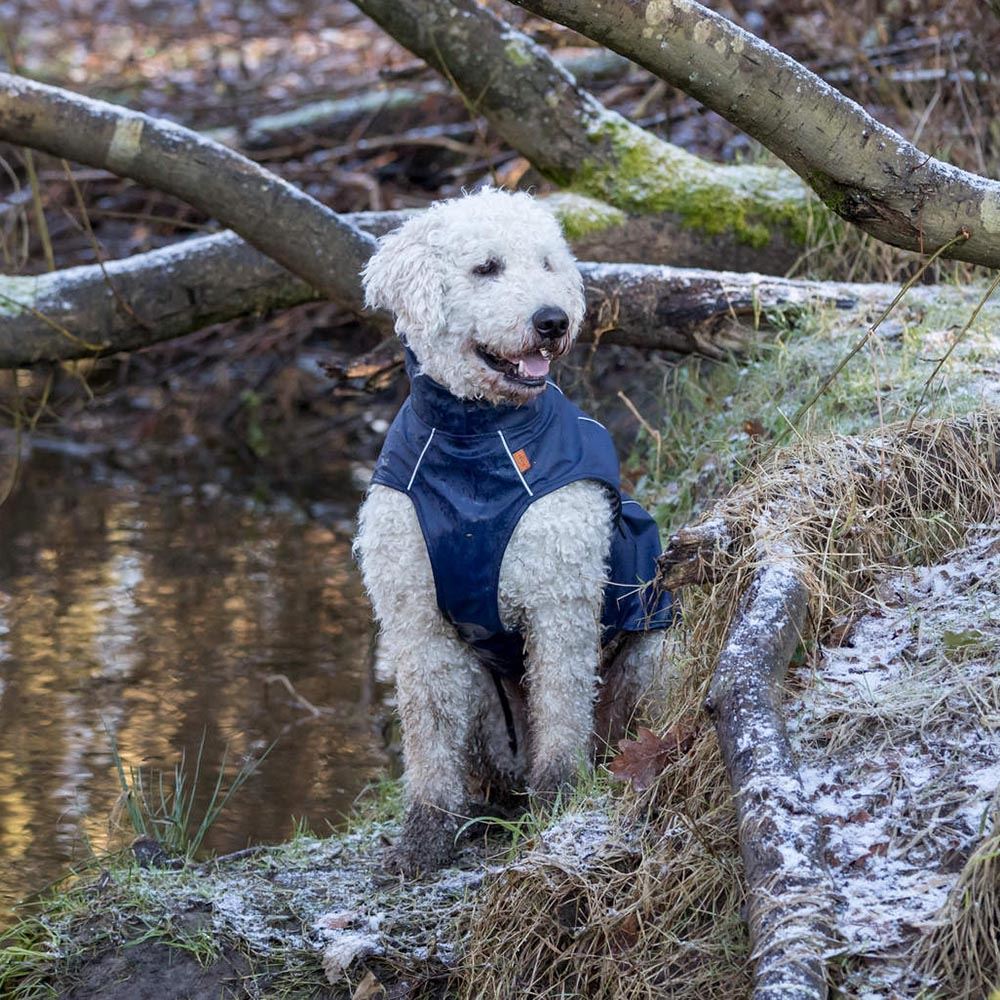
[{"xmin": 403, "ymin": 346, "xmax": 549, "ymax": 437}]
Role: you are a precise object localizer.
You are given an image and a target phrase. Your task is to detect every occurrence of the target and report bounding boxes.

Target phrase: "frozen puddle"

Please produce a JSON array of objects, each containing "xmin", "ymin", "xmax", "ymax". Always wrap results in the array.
[{"xmin": 786, "ymin": 529, "xmax": 1000, "ymax": 997}]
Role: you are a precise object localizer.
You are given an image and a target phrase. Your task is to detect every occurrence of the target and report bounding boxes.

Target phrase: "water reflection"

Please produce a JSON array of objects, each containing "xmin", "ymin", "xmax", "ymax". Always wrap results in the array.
[{"xmin": 0, "ymin": 453, "xmax": 388, "ymax": 918}]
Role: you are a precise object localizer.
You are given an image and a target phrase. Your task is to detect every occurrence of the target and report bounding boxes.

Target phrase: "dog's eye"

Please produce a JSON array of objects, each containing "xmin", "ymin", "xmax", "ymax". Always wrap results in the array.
[
  {"xmin": 543, "ymin": 257, "xmax": 553, "ymax": 272},
  {"xmin": 472, "ymin": 258, "xmax": 503, "ymax": 277}
]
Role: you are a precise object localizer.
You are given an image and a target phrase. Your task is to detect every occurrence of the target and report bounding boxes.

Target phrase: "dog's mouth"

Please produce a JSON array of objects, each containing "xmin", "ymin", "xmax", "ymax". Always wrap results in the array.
[{"xmin": 474, "ymin": 344, "xmax": 559, "ymax": 388}]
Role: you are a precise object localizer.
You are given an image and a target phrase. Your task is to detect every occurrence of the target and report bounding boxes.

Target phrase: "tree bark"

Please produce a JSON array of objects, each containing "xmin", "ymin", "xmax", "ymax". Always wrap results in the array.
[
  {"xmin": 352, "ymin": 0, "xmax": 816, "ymax": 273},
  {"xmin": 0, "ymin": 232, "xmax": 313, "ymax": 366},
  {"xmin": 656, "ymin": 517, "xmax": 732, "ymax": 590},
  {"xmin": 705, "ymin": 542, "xmax": 836, "ymax": 999},
  {"xmin": 0, "ymin": 231, "xmax": 900, "ymax": 368},
  {"xmin": 508, "ymin": 0, "xmax": 1000, "ymax": 268},
  {"xmin": 0, "ymin": 73, "xmax": 376, "ymax": 311}
]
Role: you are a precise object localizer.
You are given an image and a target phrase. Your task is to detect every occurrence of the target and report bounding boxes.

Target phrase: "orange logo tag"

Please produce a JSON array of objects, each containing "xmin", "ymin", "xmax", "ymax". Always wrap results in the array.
[{"xmin": 512, "ymin": 449, "xmax": 531, "ymax": 473}]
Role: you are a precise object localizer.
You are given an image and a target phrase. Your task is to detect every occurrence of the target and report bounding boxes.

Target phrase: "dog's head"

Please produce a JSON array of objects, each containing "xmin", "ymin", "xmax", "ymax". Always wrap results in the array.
[{"xmin": 361, "ymin": 188, "xmax": 585, "ymax": 405}]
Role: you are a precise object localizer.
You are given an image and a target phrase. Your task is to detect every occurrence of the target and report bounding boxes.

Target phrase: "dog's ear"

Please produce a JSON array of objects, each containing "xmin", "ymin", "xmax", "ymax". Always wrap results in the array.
[{"xmin": 362, "ymin": 213, "xmax": 446, "ymax": 338}]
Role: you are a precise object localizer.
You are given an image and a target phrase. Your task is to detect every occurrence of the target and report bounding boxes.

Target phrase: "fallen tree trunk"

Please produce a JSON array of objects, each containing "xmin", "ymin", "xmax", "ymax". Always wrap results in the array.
[
  {"xmin": 0, "ymin": 229, "xmax": 902, "ymax": 367},
  {"xmin": 0, "ymin": 232, "xmax": 313, "ymax": 365},
  {"xmin": 509, "ymin": 0, "xmax": 1000, "ymax": 269},
  {"xmin": 0, "ymin": 73, "xmax": 376, "ymax": 311},
  {"xmin": 704, "ymin": 543, "xmax": 836, "ymax": 999},
  {"xmin": 352, "ymin": 0, "xmax": 817, "ymax": 273}
]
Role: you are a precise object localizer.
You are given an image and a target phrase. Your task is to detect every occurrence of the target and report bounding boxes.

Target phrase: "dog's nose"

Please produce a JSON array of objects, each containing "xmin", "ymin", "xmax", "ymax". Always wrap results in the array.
[{"xmin": 532, "ymin": 306, "xmax": 569, "ymax": 340}]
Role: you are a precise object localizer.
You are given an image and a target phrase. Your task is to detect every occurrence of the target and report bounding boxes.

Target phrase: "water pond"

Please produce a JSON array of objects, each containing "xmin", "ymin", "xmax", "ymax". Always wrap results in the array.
[{"xmin": 0, "ymin": 450, "xmax": 390, "ymax": 919}]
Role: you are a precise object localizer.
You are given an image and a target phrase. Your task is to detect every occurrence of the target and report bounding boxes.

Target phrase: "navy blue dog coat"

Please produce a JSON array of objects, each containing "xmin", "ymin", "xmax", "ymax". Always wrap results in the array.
[{"xmin": 370, "ymin": 350, "xmax": 672, "ymax": 677}]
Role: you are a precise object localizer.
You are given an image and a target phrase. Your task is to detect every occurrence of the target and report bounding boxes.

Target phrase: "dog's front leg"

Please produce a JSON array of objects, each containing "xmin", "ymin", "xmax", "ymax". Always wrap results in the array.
[
  {"xmin": 499, "ymin": 482, "xmax": 613, "ymax": 800},
  {"xmin": 356, "ymin": 486, "xmax": 477, "ymax": 875},
  {"xmin": 390, "ymin": 626, "xmax": 478, "ymax": 874}
]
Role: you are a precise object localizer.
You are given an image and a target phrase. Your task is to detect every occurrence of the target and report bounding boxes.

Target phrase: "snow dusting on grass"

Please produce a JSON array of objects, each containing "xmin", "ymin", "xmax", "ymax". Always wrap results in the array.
[
  {"xmin": 124, "ymin": 821, "xmax": 497, "ymax": 988},
  {"xmin": 787, "ymin": 528, "xmax": 1000, "ymax": 996}
]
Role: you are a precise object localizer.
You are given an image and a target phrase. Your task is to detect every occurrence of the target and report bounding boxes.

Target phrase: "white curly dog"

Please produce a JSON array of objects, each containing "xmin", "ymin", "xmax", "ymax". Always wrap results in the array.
[{"xmin": 355, "ymin": 188, "xmax": 670, "ymax": 875}]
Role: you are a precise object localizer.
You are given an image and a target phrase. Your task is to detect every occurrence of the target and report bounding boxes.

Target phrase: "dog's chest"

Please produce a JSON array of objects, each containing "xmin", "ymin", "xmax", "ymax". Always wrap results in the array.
[{"xmin": 495, "ymin": 480, "xmax": 614, "ymax": 631}]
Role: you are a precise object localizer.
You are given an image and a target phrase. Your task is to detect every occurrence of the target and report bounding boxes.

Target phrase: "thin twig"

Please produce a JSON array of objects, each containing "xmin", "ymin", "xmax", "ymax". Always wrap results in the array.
[
  {"xmin": 617, "ymin": 389, "xmax": 663, "ymax": 480},
  {"xmin": 906, "ymin": 269, "xmax": 1000, "ymax": 432},
  {"xmin": 762, "ymin": 229, "xmax": 971, "ymax": 462},
  {"xmin": 61, "ymin": 159, "xmax": 154, "ymax": 332},
  {"xmin": 22, "ymin": 149, "xmax": 55, "ymax": 271},
  {"xmin": 265, "ymin": 673, "xmax": 330, "ymax": 716}
]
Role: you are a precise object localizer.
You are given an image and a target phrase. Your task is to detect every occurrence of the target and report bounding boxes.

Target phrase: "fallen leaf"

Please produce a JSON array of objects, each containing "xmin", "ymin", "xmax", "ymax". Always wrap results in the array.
[
  {"xmin": 847, "ymin": 841, "xmax": 889, "ymax": 868},
  {"xmin": 322, "ymin": 931, "xmax": 378, "ymax": 984},
  {"xmin": 353, "ymin": 971, "xmax": 385, "ymax": 1000},
  {"xmin": 316, "ymin": 910, "xmax": 355, "ymax": 930},
  {"xmin": 608, "ymin": 721, "xmax": 697, "ymax": 791},
  {"xmin": 742, "ymin": 418, "xmax": 766, "ymax": 439},
  {"xmin": 609, "ymin": 911, "xmax": 640, "ymax": 955},
  {"xmin": 942, "ymin": 628, "xmax": 985, "ymax": 650},
  {"xmin": 826, "ymin": 618, "xmax": 856, "ymax": 648}
]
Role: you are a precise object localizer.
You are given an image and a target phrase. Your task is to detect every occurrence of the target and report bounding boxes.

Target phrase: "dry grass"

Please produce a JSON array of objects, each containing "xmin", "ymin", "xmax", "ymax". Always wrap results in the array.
[
  {"xmin": 913, "ymin": 815, "xmax": 1000, "ymax": 998},
  {"xmin": 457, "ymin": 408, "xmax": 1000, "ymax": 999}
]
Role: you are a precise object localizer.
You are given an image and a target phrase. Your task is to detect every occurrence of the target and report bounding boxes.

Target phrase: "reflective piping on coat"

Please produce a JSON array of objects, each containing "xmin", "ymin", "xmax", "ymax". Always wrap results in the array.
[
  {"xmin": 497, "ymin": 429, "xmax": 533, "ymax": 497},
  {"xmin": 406, "ymin": 427, "xmax": 437, "ymax": 491}
]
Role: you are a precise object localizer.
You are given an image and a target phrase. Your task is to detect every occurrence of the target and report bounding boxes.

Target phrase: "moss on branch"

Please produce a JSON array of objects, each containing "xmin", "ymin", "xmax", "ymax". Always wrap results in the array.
[{"xmin": 568, "ymin": 113, "xmax": 818, "ymax": 247}]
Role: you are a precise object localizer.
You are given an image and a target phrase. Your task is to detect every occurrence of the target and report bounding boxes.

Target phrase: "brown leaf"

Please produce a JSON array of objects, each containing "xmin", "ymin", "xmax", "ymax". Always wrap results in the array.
[
  {"xmin": 847, "ymin": 841, "xmax": 890, "ymax": 868},
  {"xmin": 609, "ymin": 911, "xmax": 641, "ymax": 955},
  {"xmin": 353, "ymin": 971, "xmax": 384, "ymax": 1000},
  {"xmin": 826, "ymin": 620, "xmax": 855, "ymax": 648},
  {"xmin": 743, "ymin": 418, "xmax": 767, "ymax": 439},
  {"xmin": 316, "ymin": 910, "xmax": 355, "ymax": 930},
  {"xmin": 608, "ymin": 721, "xmax": 697, "ymax": 791}
]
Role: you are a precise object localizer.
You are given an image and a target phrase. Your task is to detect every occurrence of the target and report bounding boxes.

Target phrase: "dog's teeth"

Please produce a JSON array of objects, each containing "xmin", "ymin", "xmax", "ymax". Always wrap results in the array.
[{"xmin": 540, "ymin": 348, "xmax": 552, "ymax": 360}]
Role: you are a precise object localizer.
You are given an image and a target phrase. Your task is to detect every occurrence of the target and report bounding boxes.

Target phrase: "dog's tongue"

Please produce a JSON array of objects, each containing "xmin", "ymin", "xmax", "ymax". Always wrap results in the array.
[{"xmin": 517, "ymin": 351, "xmax": 550, "ymax": 378}]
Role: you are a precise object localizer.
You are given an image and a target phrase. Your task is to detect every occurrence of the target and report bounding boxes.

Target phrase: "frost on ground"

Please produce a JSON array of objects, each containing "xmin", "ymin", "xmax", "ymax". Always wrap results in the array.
[
  {"xmin": 786, "ymin": 528, "xmax": 1000, "ymax": 998},
  {"xmin": 115, "ymin": 805, "xmax": 613, "ymax": 992},
  {"xmin": 125, "ymin": 821, "xmax": 494, "ymax": 988}
]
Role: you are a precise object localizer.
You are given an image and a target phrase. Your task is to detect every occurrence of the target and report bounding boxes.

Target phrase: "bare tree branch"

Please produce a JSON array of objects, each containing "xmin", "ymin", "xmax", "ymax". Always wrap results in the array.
[
  {"xmin": 353, "ymin": 0, "xmax": 816, "ymax": 273},
  {"xmin": 0, "ymin": 72, "xmax": 376, "ymax": 310},
  {"xmin": 508, "ymin": 0, "xmax": 1000, "ymax": 268}
]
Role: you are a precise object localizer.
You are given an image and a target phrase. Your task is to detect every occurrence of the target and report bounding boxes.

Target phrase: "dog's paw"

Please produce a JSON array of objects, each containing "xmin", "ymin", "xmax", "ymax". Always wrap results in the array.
[
  {"xmin": 384, "ymin": 802, "xmax": 458, "ymax": 878},
  {"xmin": 527, "ymin": 762, "xmax": 577, "ymax": 809}
]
